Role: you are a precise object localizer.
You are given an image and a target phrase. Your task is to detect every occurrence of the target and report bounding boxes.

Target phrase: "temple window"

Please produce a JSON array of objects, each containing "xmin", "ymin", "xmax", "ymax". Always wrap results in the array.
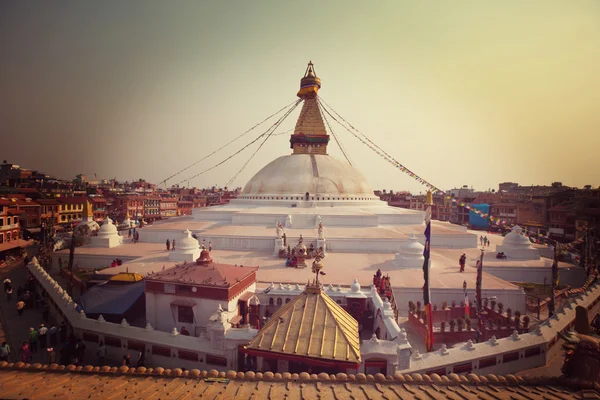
[
  {"xmin": 285, "ymin": 298, "xmax": 290, "ymax": 304},
  {"xmin": 277, "ymin": 298, "xmax": 282, "ymax": 306},
  {"xmin": 269, "ymin": 298, "xmax": 274, "ymax": 305},
  {"xmin": 177, "ymin": 306, "xmax": 194, "ymax": 324}
]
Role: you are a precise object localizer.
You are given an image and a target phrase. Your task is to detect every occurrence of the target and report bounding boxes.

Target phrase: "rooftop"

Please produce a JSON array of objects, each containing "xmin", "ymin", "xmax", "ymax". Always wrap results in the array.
[
  {"xmin": 245, "ymin": 285, "xmax": 361, "ymax": 365},
  {"xmin": 146, "ymin": 261, "xmax": 258, "ymax": 288},
  {"xmin": 0, "ymin": 366, "xmax": 594, "ymax": 400}
]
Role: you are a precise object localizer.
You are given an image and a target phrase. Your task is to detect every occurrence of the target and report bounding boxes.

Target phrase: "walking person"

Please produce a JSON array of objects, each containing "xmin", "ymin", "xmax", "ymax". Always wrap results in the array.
[
  {"xmin": 28, "ymin": 327, "xmax": 39, "ymax": 353},
  {"xmin": 0, "ymin": 342, "xmax": 11, "ymax": 362},
  {"xmin": 166, "ymin": 239, "xmax": 171, "ymax": 251},
  {"xmin": 122, "ymin": 354, "xmax": 131, "ymax": 367},
  {"xmin": 6, "ymin": 286, "xmax": 12, "ymax": 301},
  {"xmin": 16, "ymin": 300, "xmax": 25, "ymax": 316},
  {"xmin": 208, "ymin": 241, "xmax": 212, "ymax": 252},
  {"xmin": 459, "ymin": 254, "xmax": 466, "ymax": 273},
  {"xmin": 3, "ymin": 278, "xmax": 11, "ymax": 293},
  {"xmin": 20, "ymin": 342, "xmax": 32, "ymax": 363},
  {"xmin": 172, "ymin": 239, "xmax": 176, "ymax": 251},
  {"xmin": 480, "ymin": 236, "xmax": 484, "ymax": 246},
  {"xmin": 486, "ymin": 236, "xmax": 490, "ymax": 247},
  {"xmin": 97, "ymin": 341, "xmax": 107, "ymax": 366},
  {"xmin": 136, "ymin": 351, "xmax": 145, "ymax": 368},
  {"xmin": 38, "ymin": 324, "xmax": 48, "ymax": 350},
  {"xmin": 47, "ymin": 347, "xmax": 56, "ymax": 364},
  {"xmin": 48, "ymin": 324, "xmax": 58, "ymax": 346}
]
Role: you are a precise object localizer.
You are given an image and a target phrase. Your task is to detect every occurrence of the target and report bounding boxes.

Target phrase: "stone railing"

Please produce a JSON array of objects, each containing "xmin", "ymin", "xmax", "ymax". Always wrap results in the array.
[
  {"xmin": 27, "ymin": 257, "xmax": 251, "ymax": 372},
  {"xmin": 397, "ymin": 278, "xmax": 600, "ymax": 376}
]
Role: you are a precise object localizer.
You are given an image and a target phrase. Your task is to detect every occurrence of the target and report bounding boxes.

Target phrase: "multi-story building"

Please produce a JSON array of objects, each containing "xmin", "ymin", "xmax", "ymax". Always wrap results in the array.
[
  {"xmin": 177, "ymin": 200, "xmax": 194, "ymax": 216},
  {"xmin": 437, "ymin": 196, "xmax": 454, "ymax": 222},
  {"xmin": 0, "ymin": 161, "xmax": 33, "ymax": 188},
  {"xmin": 144, "ymin": 196, "xmax": 161, "ymax": 221},
  {"xmin": 191, "ymin": 196, "xmax": 207, "ymax": 208},
  {"xmin": 160, "ymin": 196, "xmax": 178, "ymax": 218},
  {"xmin": 490, "ymin": 203, "xmax": 518, "ymax": 226},
  {"xmin": 9, "ymin": 198, "xmax": 41, "ymax": 231},
  {"xmin": 0, "ymin": 199, "xmax": 21, "ymax": 245},
  {"xmin": 56, "ymin": 196, "xmax": 87, "ymax": 225},
  {"xmin": 110, "ymin": 195, "xmax": 145, "ymax": 221},
  {"xmin": 36, "ymin": 199, "xmax": 61, "ymax": 226},
  {"xmin": 89, "ymin": 197, "xmax": 107, "ymax": 222}
]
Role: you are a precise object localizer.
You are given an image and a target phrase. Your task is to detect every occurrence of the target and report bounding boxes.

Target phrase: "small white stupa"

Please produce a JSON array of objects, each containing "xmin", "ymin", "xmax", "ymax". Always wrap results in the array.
[
  {"xmin": 496, "ymin": 225, "xmax": 540, "ymax": 260},
  {"xmin": 169, "ymin": 229, "xmax": 201, "ymax": 263},
  {"xmin": 90, "ymin": 217, "xmax": 123, "ymax": 248},
  {"xmin": 393, "ymin": 234, "xmax": 430, "ymax": 269}
]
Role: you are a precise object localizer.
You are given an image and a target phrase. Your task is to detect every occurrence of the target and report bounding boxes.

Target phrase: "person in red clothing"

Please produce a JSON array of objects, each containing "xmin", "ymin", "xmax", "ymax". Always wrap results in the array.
[{"xmin": 20, "ymin": 342, "xmax": 32, "ymax": 363}]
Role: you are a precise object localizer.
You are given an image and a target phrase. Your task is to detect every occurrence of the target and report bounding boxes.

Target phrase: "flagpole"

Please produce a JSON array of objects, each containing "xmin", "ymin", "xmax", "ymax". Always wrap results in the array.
[
  {"xmin": 423, "ymin": 191, "xmax": 434, "ymax": 352},
  {"xmin": 476, "ymin": 249, "xmax": 484, "ymax": 336},
  {"xmin": 549, "ymin": 240, "xmax": 559, "ymax": 318}
]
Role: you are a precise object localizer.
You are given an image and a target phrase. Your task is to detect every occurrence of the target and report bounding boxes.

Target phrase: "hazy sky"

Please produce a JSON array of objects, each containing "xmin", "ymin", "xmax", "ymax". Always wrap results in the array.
[{"xmin": 1, "ymin": 1, "xmax": 599, "ymax": 193}]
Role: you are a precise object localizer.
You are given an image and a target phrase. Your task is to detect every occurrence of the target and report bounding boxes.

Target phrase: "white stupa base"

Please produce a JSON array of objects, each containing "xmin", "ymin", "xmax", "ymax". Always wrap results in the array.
[
  {"xmin": 317, "ymin": 238, "xmax": 326, "ymax": 254},
  {"xmin": 273, "ymin": 238, "xmax": 285, "ymax": 256},
  {"xmin": 90, "ymin": 235, "xmax": 123, "ymax": 248},
  {"xmin": 393, "ymin": 255, "xmax": 430, "ymax": 269},
  {"xmin": 168, "ymin": 248, "xmax": 201, "ymax": 263},
  {"xmin": 496, "ymin": 245, "xmax": 540, "ymax": 261}
]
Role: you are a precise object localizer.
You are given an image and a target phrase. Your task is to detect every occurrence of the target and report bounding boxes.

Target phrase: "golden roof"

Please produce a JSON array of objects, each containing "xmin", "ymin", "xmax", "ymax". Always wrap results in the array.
[
  {"xmin": 246, "ymin": 285, "xmax": 361, "ymax": 364},
  {"xmin": 108, "ymin": 273, "xmax": 144, "ymax": 282}
]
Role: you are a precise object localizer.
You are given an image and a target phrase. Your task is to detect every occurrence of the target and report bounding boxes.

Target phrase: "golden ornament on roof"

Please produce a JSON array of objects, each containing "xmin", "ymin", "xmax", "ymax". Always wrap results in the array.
[{"xmin": 297, "ymin": 61, "xmax": 321, "ymax": 99}]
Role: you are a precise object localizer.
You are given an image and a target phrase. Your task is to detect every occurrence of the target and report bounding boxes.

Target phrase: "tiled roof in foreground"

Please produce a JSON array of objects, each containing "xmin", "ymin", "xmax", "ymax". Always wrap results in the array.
[{"xmin": 0, "ymin": 363, "xmax": 598, "ymax": 400}]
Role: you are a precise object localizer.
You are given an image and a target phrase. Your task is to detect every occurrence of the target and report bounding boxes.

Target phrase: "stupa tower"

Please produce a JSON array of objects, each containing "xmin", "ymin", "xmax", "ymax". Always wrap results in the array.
[{"xmin": 290, "ymin": 61, "xmax": 330, "ymax": 155}]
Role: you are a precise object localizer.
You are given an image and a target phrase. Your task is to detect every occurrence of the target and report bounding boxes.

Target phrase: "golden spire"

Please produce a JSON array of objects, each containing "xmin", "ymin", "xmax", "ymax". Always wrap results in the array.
[
  {"xmin": 297, "ymin": 61, "xmax": 321, "ymax": 99},
  {"xmin": 290, "ymin": 61, "xmax": 329, "ymax": 155}
]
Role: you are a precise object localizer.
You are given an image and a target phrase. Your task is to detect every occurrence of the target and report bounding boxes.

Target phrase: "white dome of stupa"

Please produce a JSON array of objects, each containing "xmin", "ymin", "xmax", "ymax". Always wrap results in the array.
[
  {"xmin": 90, "ymin": 217, "xmax": 122, "ymax": 248},
  {"xmin": 97, "ymin": 217, "xmax": 118, "ymax": 237},
  {"xmin": 242, "ymin": 154, "xmax": 378, "ymax": 199},
  {"xmin": 496, "ymin": 225, "xmax": 540, "ymax": 260},
  {"xmin": 503, "ymin": 225, "xmax": 532, "ymax": 245},
  {"xmin": 178, "ymin": 229, "xmax": 200, "ymax": 250},
  {"xmin": 169, "ymin": 229, "xmax": 201, "ymax": 263},
  {"xmin": 393, "ymin": 234, "xmax": 430, "ymax": 269},
  {"xmin": 399, "ymin": 234, "xmax": 425, "ymax": 255}
]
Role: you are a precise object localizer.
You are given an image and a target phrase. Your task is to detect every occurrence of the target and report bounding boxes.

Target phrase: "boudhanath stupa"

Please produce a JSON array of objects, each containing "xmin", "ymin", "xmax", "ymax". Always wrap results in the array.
[{"xmin": 56, "ymin": 63, "xmax": 576, "ymax": 315}]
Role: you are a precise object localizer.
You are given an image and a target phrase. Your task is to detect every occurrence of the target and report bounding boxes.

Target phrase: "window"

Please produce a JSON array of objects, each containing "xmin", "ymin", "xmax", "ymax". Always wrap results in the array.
[
  {"xmin": 178, "ymin": 306, "xmax": 194, "ymax": 324},
  {"xmin": 0, "ymin": 234, "xmax": 3, "ymax": 243},
  {"xmin": 285, "ymin": 298, "xmax": 290, "ymax": 304},
  {"xmin": 6, "ymin": 217, "xmax": 11, "ymax": 225},
  {"xmin": 0, "ymin": 218, "xmax": 3, "ymax": 227},
  {"xmin": 61, "ymin": 215, "xmax": 66, "ymax": 222},
  {"xmin": 6, "ymin": 232, "xmax": 10, "ymax": 242},
  {"xmin": 277, "ymin": 298, "xmax": 282, "ymax": 306},
  {"xmin": 269, "ymin": 298, "xmax": 274, "ymax": 305}
]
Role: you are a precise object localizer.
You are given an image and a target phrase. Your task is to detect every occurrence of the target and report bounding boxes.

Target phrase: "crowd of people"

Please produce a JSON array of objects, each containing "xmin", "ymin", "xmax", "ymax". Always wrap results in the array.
[
  {"xmin": 479, "ymin": 235, "xmax": 491, "ymax": 247},
  {"xmin": 2, "ymin": 272, "xmax": 80, "ymax": 365},
  {"xmin": 373, "ymin": 269, "xmax": 392, "ymax": 300},
  {"xmin": 109, "ymin": 259, "xmax": 123, "ymax": 268}
]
